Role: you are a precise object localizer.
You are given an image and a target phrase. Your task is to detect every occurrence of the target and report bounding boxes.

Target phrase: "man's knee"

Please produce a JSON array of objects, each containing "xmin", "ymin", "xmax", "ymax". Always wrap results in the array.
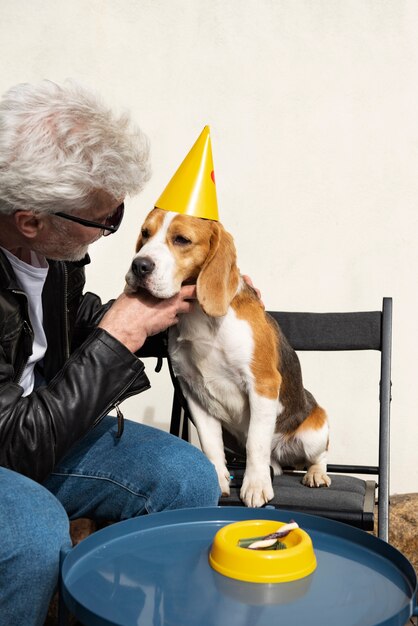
[
  {"xmin": 1, "ymin": 468, "xmax": 70, "ymax": 575},
  {"xmin": 153, "ymin": 444, "xmax": 221, "ymax": 511},
  {"xmin": 0, "ymin": 469, "xmax": 71, "ymax": 625},
  {"xmin": 26, "ymin": 490, "xmax": 71, "ymax": 570}
]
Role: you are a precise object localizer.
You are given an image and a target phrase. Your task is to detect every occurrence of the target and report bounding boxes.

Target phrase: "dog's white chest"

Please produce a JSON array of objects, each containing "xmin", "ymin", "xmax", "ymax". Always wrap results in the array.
[{"xmin": 168, "ymin": 306, "xmax": 254, "ymax": 423}]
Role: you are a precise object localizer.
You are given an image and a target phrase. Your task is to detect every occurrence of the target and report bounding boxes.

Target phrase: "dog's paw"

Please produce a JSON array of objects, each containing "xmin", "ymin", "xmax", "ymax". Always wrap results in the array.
[
  {"xmin": 240, "ymin": 472, "xmax": 274, "ymax": 508},
  {"xmin": 216, "ymin": 465, "xmax": 231, "ymax": 496},
  {"xmin": 302, "ymin": 469, "xmax": 331, "ymax": 488}
]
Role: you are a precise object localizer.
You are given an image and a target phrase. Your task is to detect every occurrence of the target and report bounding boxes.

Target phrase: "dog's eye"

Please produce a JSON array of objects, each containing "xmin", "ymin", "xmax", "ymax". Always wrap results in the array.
[
  {"xmin": 173, "ymin": 235, "xmax": 192, "ymax": 246},
  {"xmin": 141, "ymin": 228, "xmax": 150, "ymax": 239}
]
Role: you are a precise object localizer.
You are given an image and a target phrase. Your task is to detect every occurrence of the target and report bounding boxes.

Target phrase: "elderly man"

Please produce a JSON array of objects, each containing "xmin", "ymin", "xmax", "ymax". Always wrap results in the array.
[{"xmin": 0, "ymin": 80, "xmax": 220, "ymax": 626}]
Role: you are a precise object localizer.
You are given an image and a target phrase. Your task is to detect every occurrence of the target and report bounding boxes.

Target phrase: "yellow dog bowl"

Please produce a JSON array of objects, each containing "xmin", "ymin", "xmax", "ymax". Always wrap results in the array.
[{"xmin": 209, "ymin": 519, "xmax": 316, "ymax": 583}]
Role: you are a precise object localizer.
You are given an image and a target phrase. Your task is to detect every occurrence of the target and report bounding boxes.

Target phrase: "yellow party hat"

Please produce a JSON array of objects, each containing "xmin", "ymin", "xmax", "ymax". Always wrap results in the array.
[{"xmin": 155, "ymin": 126, "xmax": 219, "ymax": 221}]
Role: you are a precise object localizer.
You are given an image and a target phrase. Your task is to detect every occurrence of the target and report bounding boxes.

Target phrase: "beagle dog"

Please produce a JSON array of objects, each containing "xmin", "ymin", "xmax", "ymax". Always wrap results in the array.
[{"xmin": 125, "ymin": 208, "xmax": 331, "ymax": 507}]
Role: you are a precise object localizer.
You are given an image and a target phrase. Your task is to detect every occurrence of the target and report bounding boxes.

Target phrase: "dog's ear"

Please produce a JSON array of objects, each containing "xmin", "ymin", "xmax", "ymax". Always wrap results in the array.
[{"xmin": 197, "ymin": 222, "xmax": 240, "ymax": 317}]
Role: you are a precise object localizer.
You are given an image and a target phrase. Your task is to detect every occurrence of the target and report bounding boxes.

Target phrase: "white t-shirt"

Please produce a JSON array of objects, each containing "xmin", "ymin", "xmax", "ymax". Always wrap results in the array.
[{"xmin": 1, "ymin": 247, "xmax": 49, "ymax": 396}]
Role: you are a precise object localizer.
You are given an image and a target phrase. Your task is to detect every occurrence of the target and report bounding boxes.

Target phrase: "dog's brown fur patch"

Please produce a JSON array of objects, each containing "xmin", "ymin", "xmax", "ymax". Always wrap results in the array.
[
  {"xmin": 232, "ymin": 286, "xmax": 282, "ymax": 399},
  {"xmin": 295, "ymin": 405, "xmax": 328, "ymax": 432},
  {"xmin": 135, "ymin": 207, "xmax": 166, "ymax": 252}
]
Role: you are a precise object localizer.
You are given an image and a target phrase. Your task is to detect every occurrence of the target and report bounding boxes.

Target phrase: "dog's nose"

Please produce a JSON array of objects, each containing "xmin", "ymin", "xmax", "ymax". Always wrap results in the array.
[{"xmin": 131, "ymin": 256, "xmax": 155, "ymax": 277}]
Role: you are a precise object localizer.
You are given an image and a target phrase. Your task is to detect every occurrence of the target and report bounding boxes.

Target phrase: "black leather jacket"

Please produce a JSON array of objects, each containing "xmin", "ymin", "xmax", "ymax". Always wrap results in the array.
[{"xmin": 0, "ymin": 249, "xmax": 163, "ymax": 482}]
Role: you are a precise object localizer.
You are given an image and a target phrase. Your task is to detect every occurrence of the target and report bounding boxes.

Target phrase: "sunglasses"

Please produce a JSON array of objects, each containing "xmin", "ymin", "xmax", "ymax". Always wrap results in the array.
[{"xmin": 54, "ymin": 202, "xmax": 125, "ymax": 236}]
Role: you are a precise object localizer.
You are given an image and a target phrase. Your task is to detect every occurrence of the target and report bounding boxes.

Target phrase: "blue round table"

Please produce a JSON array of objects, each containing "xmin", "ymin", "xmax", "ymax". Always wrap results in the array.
[{"xmin": 59, "ymin": 507, "xmax": 417, "ymax": 625}]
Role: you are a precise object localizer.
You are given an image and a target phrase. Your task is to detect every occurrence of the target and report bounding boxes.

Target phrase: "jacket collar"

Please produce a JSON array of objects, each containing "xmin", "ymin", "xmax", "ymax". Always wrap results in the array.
[{"xmin": 0, "ymin": 248, "xmax": 20, "ymax": 291}]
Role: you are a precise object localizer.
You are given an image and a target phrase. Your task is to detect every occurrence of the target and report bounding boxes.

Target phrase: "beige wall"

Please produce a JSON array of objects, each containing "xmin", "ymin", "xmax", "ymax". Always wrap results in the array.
[{"xmin": 1, "ymin": 0, "xmax": 417, "ymax": 494}]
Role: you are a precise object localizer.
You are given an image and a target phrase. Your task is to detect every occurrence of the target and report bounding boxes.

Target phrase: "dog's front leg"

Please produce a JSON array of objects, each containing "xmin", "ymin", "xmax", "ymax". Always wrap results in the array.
[
  {"xmin": 185, "ymin": 395, "xmax": 231, "ymax": 496},
  {"xmin": 241, "ymin": 393, "xmax": 277, "ymax": 507}
]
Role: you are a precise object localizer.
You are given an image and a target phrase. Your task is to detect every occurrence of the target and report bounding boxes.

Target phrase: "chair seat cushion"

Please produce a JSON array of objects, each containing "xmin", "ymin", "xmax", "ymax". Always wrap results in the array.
[{"xmin": 220, "ymin": 472, "xmax": 376, "ymax": 530}]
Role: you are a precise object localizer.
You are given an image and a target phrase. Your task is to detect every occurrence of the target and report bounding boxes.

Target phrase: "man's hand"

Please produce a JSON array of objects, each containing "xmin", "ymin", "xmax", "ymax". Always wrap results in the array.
[
  {"xmin": 242, "ymin": 275, "xmax": 264, "ymax": 307},
  {"xmin": 98, "ymin": 285, "xmax": 196, "ymax": 353}
]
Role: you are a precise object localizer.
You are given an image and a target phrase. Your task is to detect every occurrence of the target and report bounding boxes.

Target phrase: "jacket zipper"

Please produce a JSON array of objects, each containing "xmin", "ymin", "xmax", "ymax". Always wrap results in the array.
[
  {"xmin": 115, "ymin": 403, "xmax": 124, "ymax": 438},
  {"xmin": 92, "ymin": 378, "xmax": 151, "ymax": 437},
  {"xmin": 62, "ymin": 263, "xmax": 70, "ymax": 359},
  {"xmin": 14, "ymin": 320, "xmax": 33, "ymax": 385},
  {"xmin": 11, "ymin": 289, "xmax": 33, "ymax": 385}
]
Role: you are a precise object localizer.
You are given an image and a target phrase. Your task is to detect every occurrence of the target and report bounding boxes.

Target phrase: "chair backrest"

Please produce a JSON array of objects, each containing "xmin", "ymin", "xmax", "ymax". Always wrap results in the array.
[{"xmin": 169, "ymin": 298, "xmax": 392, "ymax": 540}]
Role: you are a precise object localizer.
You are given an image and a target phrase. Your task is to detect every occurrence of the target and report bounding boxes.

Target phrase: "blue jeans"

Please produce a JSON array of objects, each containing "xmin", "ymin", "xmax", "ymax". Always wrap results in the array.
[{"xmin": 0, "ymin": 416, "xmax": 220, "ymax": 626}]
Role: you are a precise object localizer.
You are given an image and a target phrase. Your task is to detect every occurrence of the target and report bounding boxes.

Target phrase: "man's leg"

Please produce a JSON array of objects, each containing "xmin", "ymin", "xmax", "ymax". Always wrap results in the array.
[
  {"xmin": 0, "ymin": 467, "xmax": 71, "ymax": 626},
  {"xmin": 44, "ymin": 416, "xmax": 220, "ymax": 521}
]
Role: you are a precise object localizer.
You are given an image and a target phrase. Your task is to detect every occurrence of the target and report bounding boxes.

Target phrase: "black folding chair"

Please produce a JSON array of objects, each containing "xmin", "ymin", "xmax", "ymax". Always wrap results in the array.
[{"xmin": 169, "ymin": 298, "xmax": 393, "ymax": 541}]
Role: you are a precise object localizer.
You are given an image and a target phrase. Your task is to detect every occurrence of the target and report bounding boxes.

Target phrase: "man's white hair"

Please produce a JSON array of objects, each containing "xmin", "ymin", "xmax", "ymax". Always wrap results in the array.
[{"xmin": 0, "ymin": 79, "xmax": 151, "ymax": 215}]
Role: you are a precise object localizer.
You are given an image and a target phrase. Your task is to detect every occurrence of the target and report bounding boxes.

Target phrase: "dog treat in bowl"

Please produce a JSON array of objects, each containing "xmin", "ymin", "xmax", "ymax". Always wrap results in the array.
[
  {"xmin": 209, "ymin": 519, "xmax": 316, "ymax": 583},
  {"xmin": 238, "ymin": 521, "xmax": 299, "ymax": 550}
]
